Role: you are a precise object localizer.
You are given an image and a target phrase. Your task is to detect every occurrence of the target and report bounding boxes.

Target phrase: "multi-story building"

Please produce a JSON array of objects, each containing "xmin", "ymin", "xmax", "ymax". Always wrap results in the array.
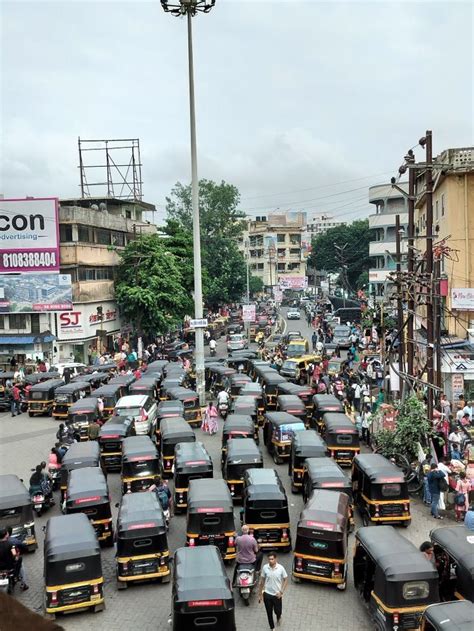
[
  {"xmin": 240, "ymin": 213, "xmax": 307, "ymax": 290},
  {"xmin": 368, "ymin": 182, "xmax": 409, "ymax": 299},
  {"xmin": 413, "ymin": 147, "xmax": 474, "ymax": 400},
  {"xmin": 0, "ymin": 196, "xmax": 156, "ymax": 367},
  {"xmin": 305, "ymin": 214, "xmax": 344, "ymax": 239}
]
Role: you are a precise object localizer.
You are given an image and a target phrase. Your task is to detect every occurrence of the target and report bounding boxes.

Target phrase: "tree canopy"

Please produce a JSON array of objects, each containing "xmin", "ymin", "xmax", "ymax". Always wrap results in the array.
[
  {"xmin": 115, "ymin": 234, "xmax": 189, "ymax": 335},
  {"xmin": 308, "ymin": 219, "xmax": 372, "ymax": 290}
]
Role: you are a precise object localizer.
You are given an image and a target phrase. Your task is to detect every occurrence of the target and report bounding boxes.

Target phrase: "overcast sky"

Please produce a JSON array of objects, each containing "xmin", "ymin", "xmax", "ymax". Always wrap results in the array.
[{"xmin": 1, "ymin": 0, "xmax": 472, "ymax": 224}]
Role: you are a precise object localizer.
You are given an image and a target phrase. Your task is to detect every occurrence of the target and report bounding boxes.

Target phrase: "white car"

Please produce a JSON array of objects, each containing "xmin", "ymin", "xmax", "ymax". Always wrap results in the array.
[
  {"xmin": 287, "ymin": 309, "xmax": 301, "ymax": 320},
  {"xmin": 227, "ymin": 334, "xmax": 248, "ymax": 352},
  {"xmin": 113, "ymin": 394, "xmax": 158, "ymax": 436},
  {"xmin": 50, "ymin": 362, "xmax": 87, "ymax": 377}
]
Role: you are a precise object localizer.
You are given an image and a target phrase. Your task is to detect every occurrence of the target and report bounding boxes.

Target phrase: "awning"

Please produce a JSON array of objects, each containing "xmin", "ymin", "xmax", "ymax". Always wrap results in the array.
[{"xmin": 0, "ymin": 331, "xmax": 56, "ymax": 345}]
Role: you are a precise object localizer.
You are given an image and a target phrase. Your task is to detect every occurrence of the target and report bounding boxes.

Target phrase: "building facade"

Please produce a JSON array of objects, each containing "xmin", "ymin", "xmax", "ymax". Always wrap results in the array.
[
  {"xmin": 368, "ymin": 182, "xmax": 409, "ymax": 298},
  {"xmin": 240, "ymin": 213, "xmax": 307, "ymax": 291}
]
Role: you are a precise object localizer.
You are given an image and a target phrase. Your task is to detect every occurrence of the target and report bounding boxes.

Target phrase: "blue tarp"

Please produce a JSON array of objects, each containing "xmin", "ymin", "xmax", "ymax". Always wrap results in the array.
[{"xmin": 0, "ymin": 334, "xmax": 55, "ymax": 345}]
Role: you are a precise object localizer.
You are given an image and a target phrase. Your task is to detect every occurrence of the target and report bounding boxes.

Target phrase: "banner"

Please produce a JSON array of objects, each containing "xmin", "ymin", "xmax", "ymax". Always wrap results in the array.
[
  {"xmin": 242, "ymin": 304, "xmax": 256, "ymax": 322},
  {"xmin": 58, "ymin": 301, "xmax": 121, "ymax": 341},
  {"xmin": 0, "ymin": 274, "xmax": 72, "ymax": 312},
  {"xmin": 451, "ymin": 288, "xmax": 474, "ymax": 311},
  {"xmin": 0, "ymin": 198, "xmax": 60, "ymax": 273},
  {"xmin": 278, "ymin": 275, "xmax": 308, "ymax": 290},
  {"xmin": 273, "ymin": 289, "xmax": 283, "ymax": 303}
]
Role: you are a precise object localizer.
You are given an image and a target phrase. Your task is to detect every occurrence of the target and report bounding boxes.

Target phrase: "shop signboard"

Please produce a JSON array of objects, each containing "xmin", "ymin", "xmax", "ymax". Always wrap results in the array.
[
  {"xmin": 242, "ymin": 304, "xmax": 256, "ymax": 322},
  {"xmin": 451, "ymin": 288, "xmax": 474, "ymax": 311},
  {"xmin": 278, "ymin": 275, "xmax": 308, "ymax": 290},
  {"xmin": 452, "ymin": 373, "xmax": 465, "ymax": 398},
  {"xmin": 0, "ymin": 273, "xmax": 72, "ymax": 312},
  {"xmin": 58, "ymin": 302, "xmax": 121, "ymax": 341},
  {"xmin": 0, "ymin": 198, "xmax": 60, "ymax": 273}
]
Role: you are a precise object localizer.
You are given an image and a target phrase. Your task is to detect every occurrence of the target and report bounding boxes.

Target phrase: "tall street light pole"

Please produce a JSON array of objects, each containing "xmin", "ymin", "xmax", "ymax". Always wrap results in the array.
[{"xmin": 161, "ymin": 0, "xmax": 216, "ymax": 406}]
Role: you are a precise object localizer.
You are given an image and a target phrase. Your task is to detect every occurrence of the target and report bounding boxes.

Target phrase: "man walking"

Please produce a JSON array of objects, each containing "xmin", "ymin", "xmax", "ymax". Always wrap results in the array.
[
  {"xmin": 259, "ymin": 552, "xmax": 288, "ymax": 630},
  {"xmin": 11, "ymin": 383, "xmax": 21, "ymax": 417},
  {"xmin": 427, "ymin": 462, "xmax": 446, "ymax": 520}
]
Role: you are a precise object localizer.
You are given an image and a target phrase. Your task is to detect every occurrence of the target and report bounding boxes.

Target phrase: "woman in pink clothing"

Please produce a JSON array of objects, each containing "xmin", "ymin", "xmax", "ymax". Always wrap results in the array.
[
  {"xmin": 203, "ymin": 402, "xmax": 219, "ymax": 435},
  {"xmin": 455, "ymin": 471, "xmax": 471, "ymax": 522}
]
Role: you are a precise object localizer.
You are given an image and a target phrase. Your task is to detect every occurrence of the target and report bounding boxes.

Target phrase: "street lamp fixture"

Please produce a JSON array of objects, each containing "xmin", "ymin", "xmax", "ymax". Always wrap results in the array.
[{"xmin": 161, "ymin": 0, "xmax": 216, "ymax": 406}]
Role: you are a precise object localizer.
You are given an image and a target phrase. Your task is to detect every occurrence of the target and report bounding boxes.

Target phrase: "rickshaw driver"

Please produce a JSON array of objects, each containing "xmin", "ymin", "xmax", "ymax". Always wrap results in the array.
[
  {"xmin": 235, "ymin": 524, "xmax": 261, "ymax": 572},
  {"xmin": 218, "ymin": 389, "xmax": 230, "ymax": 406}
]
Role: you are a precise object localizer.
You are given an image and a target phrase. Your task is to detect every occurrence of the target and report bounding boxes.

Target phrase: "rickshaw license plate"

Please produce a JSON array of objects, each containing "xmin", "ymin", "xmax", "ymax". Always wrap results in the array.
[{"xmin": 307, "ymin": 562, "xmax": 331, "ymax": 576}]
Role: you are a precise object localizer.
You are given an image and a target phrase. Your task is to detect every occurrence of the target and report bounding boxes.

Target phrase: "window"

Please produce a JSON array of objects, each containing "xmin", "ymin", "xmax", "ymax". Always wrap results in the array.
[
  {"xmin": 111, "ymin": 231, "xmax": 125, "ymax": 247},
  {"xmin": 381, "ymin": 483, "xmax": 401, "ymax": 497},
  {"xmin": 59, "ymin": 224, "xmax": 73, "ymax": 242},
  {"xmin": 96, "ymin": 229, "xmax": 111, "ymax": 246},
  {"xmin": 435, "ymin": 200, "xmax": 439, "ymax": 221},
  {"xmin": 277, "ymin": 234, "xmax": 285, "ymax": 243},
  {"xmin": 78, "ymin": 267, "xmax": 114, "ymax": 281},
  {"xmin": 336, "ymin": 434, "xmax": 354, "ymax": 445},
  {"xmin": 402, "ymin": 581, "xmax": 429, "ymax": 600},
  {"xmin": 250, "ymin": 264, "xmax": 257, "ymax": 271},
  {"xmin": 8, "ymin": 314, "xmax": 27, "ymax": 329},
  {"xmin": 257, "ymin": 263, "xmax": 264, "ymax": 271},
  {"xmin": 133, "ymin": 538, "xmax": 152, "ymax": 549},
  {"xmin": 277, "ymin": 263, "xmax": 286, "ymax": 272},
  {"xmin": 0, "ymin": 315, "xmax": 4, "ymax": 330},
  {"xmin": 441, "ymin": 194, "xmax": 445, "ymax": 216},
  {"xmin": 289, "ymin": 248, "xmax": 300, "ymax": 256},
  {"xmin": 202, "ymin": 516, "xmax": 221, "ymax": 526},
  {"xmin": 78, "ymin": 225, "xmax": 93, "ymax": 243},
  {"xmin": 31, "ymin": 314, "xmax": 40, "ymax": 335},
  {"xmin": 125, "ymin": 210, "xmax": 132, "ymax": 219}
]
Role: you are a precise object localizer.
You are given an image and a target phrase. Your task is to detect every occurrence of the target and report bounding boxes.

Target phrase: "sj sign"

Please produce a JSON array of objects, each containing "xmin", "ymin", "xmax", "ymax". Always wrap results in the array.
[{"xmin": 0, "ymin": 198, "xmax": 60, "ymax": 274}]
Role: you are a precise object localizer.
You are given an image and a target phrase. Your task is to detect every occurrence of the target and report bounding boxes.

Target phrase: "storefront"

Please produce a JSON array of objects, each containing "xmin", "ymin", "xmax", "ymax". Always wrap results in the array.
[
  {"xmin": 441, "ymin": 348, "xmax": 474, "ymax": 406},
  {"xmin": 0, "ymin": 332, "xmax": 56, "ymax": 371},
  {"xmin": 55, "ymin": 301, "xmax": 122, "ymax": 364}
]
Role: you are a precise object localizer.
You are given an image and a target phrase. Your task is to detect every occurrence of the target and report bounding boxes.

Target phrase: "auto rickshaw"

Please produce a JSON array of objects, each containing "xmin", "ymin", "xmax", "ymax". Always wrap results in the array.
[
  {"xmin": 0, "ymin": 371, "xmax": 15, "ymax": 410},
  {"xmin": 171, "ymin": 546, "xmax": 236, "ymax": 631},
  {"xmin": 167, "ymin": 387, "xmax": 201, "ymax": 428},
  {"xmin": 0, "ymin": 474, "xmax": 37, "ymax": 551},
  {"xmin": 186, "ymin": 479, "xmax": 236, "ymax": 561},
  {"xmin": 67, "ymin": 397, "xmax": 101, "ymax": 441},
  {"xmin": 263, "ymin": 411, "xmax": 306, "ymax": 464},
  {"xmin": 121, "ymin": 435, "xmax": 160, "ymax": 493},
  {"xmin": 59, "ymin": 441, "xmax": 102, "ymax": 503},
  {"xmin": 99, "ymin": 415, "xmax": 135, "ymax": 471},
  {"xmin": 129, "ymin": 376, "xmax": 160, "ymax": 400},
  {"xmin": 277, "ymin": 382, "xmax": 314, "ymax": 422},
  {"xmin": 146, "ymin": 359, "xmax": 169, "ymax": 374},
  {"xmin": 44, "ymin": 513, "xmax": 105, "ymax": 617},
  {"xmin": 327, "ymin": 357, "xmax": 348, "ymax": 377},
  {"xmin": 241, "ymin": 469, "xmax": 291, "ymax": 551},
  {"xmin": 90, "ymin": 384, "xmax": 123, "ymax": 420},
  {"xmin": 288, "ymin": 430, "xmax": 328, "ymax": 493},
  {"xmin": 72, "ymin": 371, "xmax": 110, "ymax": 391},
  {"xmin": 52, "ymin": 381, "xmax": 92, "ymax": 420},
  {"xmin": 25, "ymin": 371, "xmax": 60, "ymax": 386},
  {"xmin": 89, "ymin": 361, "xmax": 118, "ymax": 374},
  {"xmin": 208, "ymin": 365, "xmax": 236, "ymax": 396},
  {"xmin": 293, "ymin": 490, "xmax": 350, "ymax": 589},
  {"xmin": 160, "ymin": 376, "xmax": 186, "ymax": 401},
  {"xmin": 280, "ymin": 355, "xmax": 316, "ymax": 384},
  {"xmin": 28, "ymin": 378, "xmax": 64, "ymax": 417},
  {"xmin": 354, "ymin": 526, "xmax": 439, "ymax": 630},
  {"xmin": 160, "ymin": 417, "xmax": 196, "ymax": 478},
  {"xmin": 174, "ymin": 441, "xmax": 213, "ymax": 512},
  {"xmin": 231, "ymin": 395, "xmax": 258, "ymax": 428},
  {"xmin": 247, "ymin": 359, "xmax": 270, "ymax": 381},
  {"xmin": 430, "ymin": 526, "xmax": 474, "ymax": 602},
  {"xmin": 239, "ymin": 382, "xmax": 265, "ymax": 425},
  {"xmin": 352, "ymin": 453, "xmax": 411, "ymax": 526},
  {"xmin": 323, "ymin": 413, "xmax": 360, "ymax": 466},
  {"xmin": 116, "ymin": 491, "xmax": 170, "ymax": 588},
  {"xmin": 65, "ymin": 466, "xmax": 114, "ymax": 546},
  {"xmin": 225, "ymin": 373, "xmax": 253, "ymax": 399},
  {"xmin": 284, "ymin": 339, "xmax": 310, "ymax": 358},
  {"xmin": 156, "ymin": 400, "xmax": 185, "ymax": 449},
  {"xmin": 222, "ymin": 413, "xmax": 259, "ymax": 460},
  {"xmin": 249, "ymin": 323, "xmax": 257, "ymax": 343},
  {"xmin": 277, "ymin": 394, "xmax": 307, "ymax": 426},
  {"xmin": 222, "ymin": 438, "xmax": 263, "ymax": 502},
  {"xmin": 261, "ymin": 371, "xmax": 288, "ymax": 410},
  {"xmin": 311, "ymin": 394, "xmax": 344, "ymax": 432},
  {"xmin": 302, "ymin": 458, "xmax": 353, "ymax": 528},
  {"xmin": 421, "ymin": 602, "xmax": 474, "ymax": 631},
  {"xmin": 108, "ymin": 374, "xmax": 136, "ymax": 396}
]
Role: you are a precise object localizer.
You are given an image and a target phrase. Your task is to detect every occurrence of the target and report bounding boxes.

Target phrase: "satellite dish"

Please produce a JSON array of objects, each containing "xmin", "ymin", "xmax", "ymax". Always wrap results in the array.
[
  {"xmin": 99, "ymin": 202, "xmax": 107, "ymax": 211},
  {"xmin": 91, "ymin": 204, "xmax": 99, "ymax": 210}
]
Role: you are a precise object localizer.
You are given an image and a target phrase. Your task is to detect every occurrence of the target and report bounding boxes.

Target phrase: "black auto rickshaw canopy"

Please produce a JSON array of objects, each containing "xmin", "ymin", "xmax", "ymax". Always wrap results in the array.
[
  {"xmin": 277, "ymin": 395, "xmax": 306, "ymax": 416},
  {"xmin": 44, "ymin": 513, "xmax": 102, "ymax": 585},
  {"xmin": 147, "ymin": 360, "xmax": 170, "ymax": 373},
  {"xmin": 265, "ymin": 411, "xmax": 307, "ymax": 434},
  {"xmin": 68, "ymin": 396, "xmax": 100, "ymax": 418},
  {"xmin": 117, "ymin": 491, "xmax": 167, "ymax": 546},
  {"xmin": 353, "ymin": 453, "xmax": 406, "ymax": 489},
  {"xmin": 422, "ymin": 601, "xmax": 474, "ymax": 631},
  {"xmin": 243, "ymin": 468, "xmax": 282, "ymax": 489},
  {"xmin": 175, "ymin": 441, "xmax": 213, "ymax": 476},
  {"xmin": 122, "ymin": 435, "xmax": 158, "ymax": 467},
  {"xmin": 292, "ymin": 430, "xmax": 328, "ymax": 460},
  {"xmin": 229, "ymin": 350, "xmax": 258, "ymax": 359},
  {"xmin": 0, "ymin": 371, "xmax": 15, "ymax": 384},
  {"xmin": 0, "ymin": 474, "xmax": 31, "ymax": 514},
  {"xmin": 161, "ymin": 377, "xmax": 186, "ymax": 397},
  {"xmin": 29, "ymin": 378, "xmax": 64, "ymax": 398},
  {"xmin": 187, "ymin": 478, "xmax": 234, "ymax": 516},
  {"xmin": 244, "ymin": 476, "xmax": 288, "ymax": 510},
  {"xmin": 355, "ymin": 526, "xmax": 440, "ymax": 608},
  {"xmin": 323, "ymin": 413, "xmax": 359, "ymax": 438},
  {"xmin": 224, "ymin": 438, "xmax": 263, "ymax": 472},
  {"xmin": 25, "ymin": 372, "xmax": 60, "ymax": 385},
  {"xmin": 239, "ymin": 382, "xmax": 263, "ymax": 398},
  {"xmin": 109, "ymin": 374, "xmax": 136, "ymax": 393},
  {"xmin": 298, "ymin": 489, "xmax": 349, "ymax": 537},
  {"xmin": 99, "ymin": 415, "xmax": 135, "ymax": 438},
  {"xmin": 231, "ymin": 395, "xmax": 258, "ymax": 416},
  {"xmin": 160, "ymin": 417, "xmax": 196, "ymax": 446},
  {"xmin": 222, "ymin": 415, "xmax": 255, "ymax": 440},
  {"xmin": 226, "ymin": 373, "xmax": 252, "ymax": 393},
  {"xmin": 60, "ymin": 441, "xmax": 102, "ymax": 490},
  {"xmin": 66, "ymin": 466, "xmax": 109, "ymax": 506},
  {"xmin": 72, "ymin": 372, "xmax": 110, "ymax": 389},
  {"xmin": 157, "ymin": 400, "xmax": 185, "ymax": 422},
  {"xmin": 277, "ymin": 381, "xmax": 313, "ymax": 400},
  {"xmin": 304, "ymin": 457, "xmax": 352, "ymax": 497},
  {"xmin": 129, "ymin": 377, "xmax": 159, "ymax": 398},
  {"xmin": 54, "ymin": 381, "xmax": 91, "ymax": 400},
  {"xmin": 90, "ymin": 384, "xmax": 123, "ymax": 406},
  {"xmin": 312, "ymin": 394, "xmax": 344, "ymax": 414},
  {"xmin": 89, "ymin": 362, "xmax": 118, "ymax": 374},
  {"xmin": 167, "ymin": 387, "xmax": 199, "ymax": 405},
  {"xmin": 172, "ymin": 545, "xmax": 234, "ymax": 614},
  {"xmin": 430, "ymin": 526, "xmax": 474, "ymax": 602}
]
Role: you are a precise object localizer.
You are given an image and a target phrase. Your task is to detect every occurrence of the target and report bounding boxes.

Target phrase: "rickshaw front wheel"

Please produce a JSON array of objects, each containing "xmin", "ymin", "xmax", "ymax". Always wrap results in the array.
[
  {"xmin": 402, "ymin": 519, "xmax": 411, "ymax": 528},
  {"xmin": 93, "ymin": 603, "xmax": 105, "ymax": 613},
  {"xmin": 117, "ymin": 580, "xmax": 128, "ymax": 590},
  {"xmin": 291, "ymin": 574, "xmax": 301, "ymax": 583},
  {"xmin": 290, "ymin": 484, "xmax": 299, "ymax": 495}
]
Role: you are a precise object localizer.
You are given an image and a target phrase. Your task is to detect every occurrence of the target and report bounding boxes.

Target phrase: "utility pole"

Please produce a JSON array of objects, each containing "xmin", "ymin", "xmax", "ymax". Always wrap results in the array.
[
  {"xmin": 334, "ymin": 243, "xmax": 349, "ymax": 307},
  {"xmin": 421, "ymin": 130, "xmax": 435, "ymax": 421},
  {"xmin": 395, "ymin": 214, "xmax": 404, "ymax": 398},
  {"xmin": 406, "ymin": 151, "xmax": 416, "ymax": 380}
]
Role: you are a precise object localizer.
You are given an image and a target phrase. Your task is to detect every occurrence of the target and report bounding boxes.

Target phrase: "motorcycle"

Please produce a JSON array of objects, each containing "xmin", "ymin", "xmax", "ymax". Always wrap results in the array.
[
  {"xmin": 218, "ymin": 401, "xmax": 229, "ymax": 420},
  {"xmin": 234, "ymin": 563, "xmax": 259, "ymax": 605},
  {"xmin": 29, "ymin": 487, "xmax": 54, "ymax": 517},
  {"xmin": 48, "ymin": 464, "xmax": 61, "ymax": 491},
  {"xmin": 0, "ymin": 569, "xmax": 14, "ymax": 594},
  {"xmin": 210, "ymin": 346, "xmax": 217, "ymax": 357}
]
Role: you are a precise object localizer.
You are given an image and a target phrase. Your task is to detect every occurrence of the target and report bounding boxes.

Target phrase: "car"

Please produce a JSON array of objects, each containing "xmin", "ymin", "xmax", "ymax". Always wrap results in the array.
[
  {"xmin": 332, "ymin": 325, "xmax": 351, "ymax": 348},
  {"xmin": 227, "ymin": 333, "xmax": 248, "ymax": 352},
  {"xmin": 113, "ymin": 394, "xmax": 158, "ymax": 436},
  {"xmin": 287, "ymin": 309, "xmax": 301, "ymax": 320},
  {"xmin": 50, "ymin": 362, "xmax": 87, "ymax": 377}
]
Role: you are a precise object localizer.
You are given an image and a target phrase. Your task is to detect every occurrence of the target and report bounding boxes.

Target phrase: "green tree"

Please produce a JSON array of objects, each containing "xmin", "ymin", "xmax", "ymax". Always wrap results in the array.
[
  {"xmin": 115, "ymin": 234, "xmax": 188, "ymax": 335},
  {"xmin": 249, "ymin": 275, "xmax": 264, "ymax": 296},
  {"xmin": 308, "ymin": 219, "xmax": 372, "ymax": 289},
  {"xmin": 166, "ymin": 179, "xmax": 246, "ymax": 240},
  {"xmin": 203, "ymin": 237, "xmax": 247, "ymax": 307}
]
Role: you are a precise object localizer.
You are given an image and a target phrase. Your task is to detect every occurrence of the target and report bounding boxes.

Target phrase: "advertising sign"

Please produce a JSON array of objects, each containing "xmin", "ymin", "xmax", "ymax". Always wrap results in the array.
[
  {"xmin": 273, "ymin": 289, "xmax": 283, "ymax": 303},
  {"xmin": 452, "ymin": 373, "xmax": 464, "ymax": 398},
  {"xmin": 0, "ymin": 273, "xmax": 72, "ymax": 312},
  {"xmin": 58, "ymin": 301, "xmax": 120, "ymax": 341},
  {"xmin": 242, "ymin": 304, "xmax": 256, "ymax": 322},
  {"xmin": 451, "ymin": 288, "xmax": 474, "ymax": 311},
  {"xmin": 278, "ymin": 275, "xmax": 308, "ymax": 290},
  {"xmin": 0, "ymin": 198, "xmax": 60, "ymax": 273},
  {"xmin": 190, "ymin": 318, "xmax": 208, "ymax": 328}
]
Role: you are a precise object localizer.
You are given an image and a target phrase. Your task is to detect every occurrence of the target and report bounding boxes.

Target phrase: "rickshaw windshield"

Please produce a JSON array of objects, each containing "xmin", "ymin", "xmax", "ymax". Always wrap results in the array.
[
  {"xmin": 0, "ymin": 506, "xmax": 25, "ymax": 528},
  {"xmin": 371, "ymin": 482, "xmax": 407, "ymax": 500},
  {"xmin": 31, "ymin": 391, "xmax": 45, "ymax": 400},
  {"xmin": 70, "ymin": 413, "xmax": 91, "ymax": 424},
  {"xmin": 244, "ymin": 505, "xmax": 289, "ymax": 523}
]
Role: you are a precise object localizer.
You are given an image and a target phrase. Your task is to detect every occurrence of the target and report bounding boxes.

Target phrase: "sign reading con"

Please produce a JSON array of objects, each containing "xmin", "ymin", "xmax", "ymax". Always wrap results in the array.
[
  {"xmin": 451, "ymin": 288, "xmax": 474, "ymax": 311},
  {"xmin": 0, "ymin": 198, "xmax": 59, "ymax": 274}
]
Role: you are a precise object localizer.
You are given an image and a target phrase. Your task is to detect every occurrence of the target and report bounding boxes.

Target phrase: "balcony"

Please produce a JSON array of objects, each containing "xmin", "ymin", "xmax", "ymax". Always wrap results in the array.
[
  {"xmin": 60, "ymin": 244, "xmax": 121, "ymax": 267},
  {"xmin": 73, "ymin": 280, "xmax": 115, "ymax": 303},
  {"xmin": 369, "ymin": 182, "xmax": 409, "ymax": 203},
  {"xmin": 369, "ymin": 241, "xmax": 408, "ymax": 256},
  {"xmin": 369, "ymin": 213, "xmax": 408, "ymax": 229}
]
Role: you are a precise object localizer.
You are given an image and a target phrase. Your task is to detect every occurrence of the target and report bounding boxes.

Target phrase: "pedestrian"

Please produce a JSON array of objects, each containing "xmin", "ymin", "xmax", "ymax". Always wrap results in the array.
[
  {"xmin": 258, "ymin": 552, "xmax": 288, "ymax": 631},
  {"xmin": 361, "ymin": 405, "xmax": 372, "ymax": 445},
  {"xmin": 6, "ymin": 527, "xmax": 29, "ymax": 590},
  {"xmin": 440, "ymin": 394, "xmax": 451, "ymax": 419},
  {"xmin": 454, "ymin": 471, "xmax": 471, "ymax": 522},
  {"xmin": 464, "ymin": 503, "xmax": 474, "ymax": 531},
  {"xmin": 10, "ymin": 382, "xmax": 21, "ymax": 417},
  {"xmin": 421, "ymin": 454, "xmax": 433, "ymax": 505},
  {"xmin": 87, "ymin": 420, "xmax": 100, "ymax": 441},
  {"xmin": 419, "ymin": 541, "xmax": 436, "ymax": 567},
  {"xmin": 427, "ymin": 462, "xmax": 447, "ymax": 520},
  {"xmin": 311, "ymin": 331, "xmax": 317, "ymax": 351},
  {"xmin": 351, "ymin": 381, "xmax": 362, "ymax": 414},
  {"xmin": 448, "ymin": 427, "xmax": 463, "ymax": 456},
  {"xmin": 203, "ymin": 402, "xmax": 219, "ymax": 435}
]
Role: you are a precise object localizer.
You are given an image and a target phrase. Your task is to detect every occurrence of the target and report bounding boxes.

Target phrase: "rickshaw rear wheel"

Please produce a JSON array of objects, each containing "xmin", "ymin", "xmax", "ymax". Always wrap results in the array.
[
  {"xmin": 273, "ymin": 454, "xmax": 283, "ymax": 465},
  {"xmin": 93, "ymin": 603, "xmax": 105, "ymax": 613},
  {"xmin": 292, "ymin": 574, "xmax": 301, "ymax": 583},
  {"xmin": 117, "ymin": 580, "xmax": 128, "ymax": 590},
  {"xmin": 402, "ymin": 519, "xmax": 411, "ymax": 528},
  {"xmin": 28, "ymin": 412, "xmax": 34, "ymax": 417},
  {"xmin": 243, "ymin": 597, "xmax": 250, "ymax": 606},
  {"xmin": 362, "ymin": 513, "xmax": 369, "ymax": 527},
  {"xmin": 290, "ymin": 484, "xmax": 299, "ymax": 495}
]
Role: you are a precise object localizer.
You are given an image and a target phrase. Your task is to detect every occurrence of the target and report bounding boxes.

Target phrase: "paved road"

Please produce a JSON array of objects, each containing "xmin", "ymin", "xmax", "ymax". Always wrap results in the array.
[{"xmin": 0, "ymin": 309, "xmax": 444, "ymax": 630}]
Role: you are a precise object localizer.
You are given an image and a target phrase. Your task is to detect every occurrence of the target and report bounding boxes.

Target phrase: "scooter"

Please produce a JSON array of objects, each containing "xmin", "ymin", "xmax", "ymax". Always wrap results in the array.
[
  {"xmin": 210, "ymin": 346, "xmax": 217, "ymax": 357},
  {"xmin": 218, "ymin": 401, "xmax": 229, "ymax": 420},
  {"xmin": 234, "ymin": 563, "xmax": 259, "ymax": 605},
  {"xmin": 29, "ymin": 487, "xmax": 54, "ymax": 517},
  {"xmin": 49, "ymin": 464, "xmax": 61, "ymax": 491},
  {"xmin": 0, "ymin": 569, "xmax": 15, "ymax": 594}
]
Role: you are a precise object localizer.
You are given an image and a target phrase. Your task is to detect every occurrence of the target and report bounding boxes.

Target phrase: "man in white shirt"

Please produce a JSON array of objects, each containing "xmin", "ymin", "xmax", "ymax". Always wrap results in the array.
[
  {"xmin": 462, "ymin": 402, "xmax": 473, "ymax": 421},
  {"xmin": 259, "ymin": 552, "xmax": 288, "ymax": 630},
  {"xmin": 209, "ymin": 339, "xmax": 217, "ymax": 354},
  {"xmin": 217, "ymin": 389, "xmax": 229, "ymax": 406},
  {"xmin": 448, "ymin": 428, "xmax": 462, "ymax": 454}
]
